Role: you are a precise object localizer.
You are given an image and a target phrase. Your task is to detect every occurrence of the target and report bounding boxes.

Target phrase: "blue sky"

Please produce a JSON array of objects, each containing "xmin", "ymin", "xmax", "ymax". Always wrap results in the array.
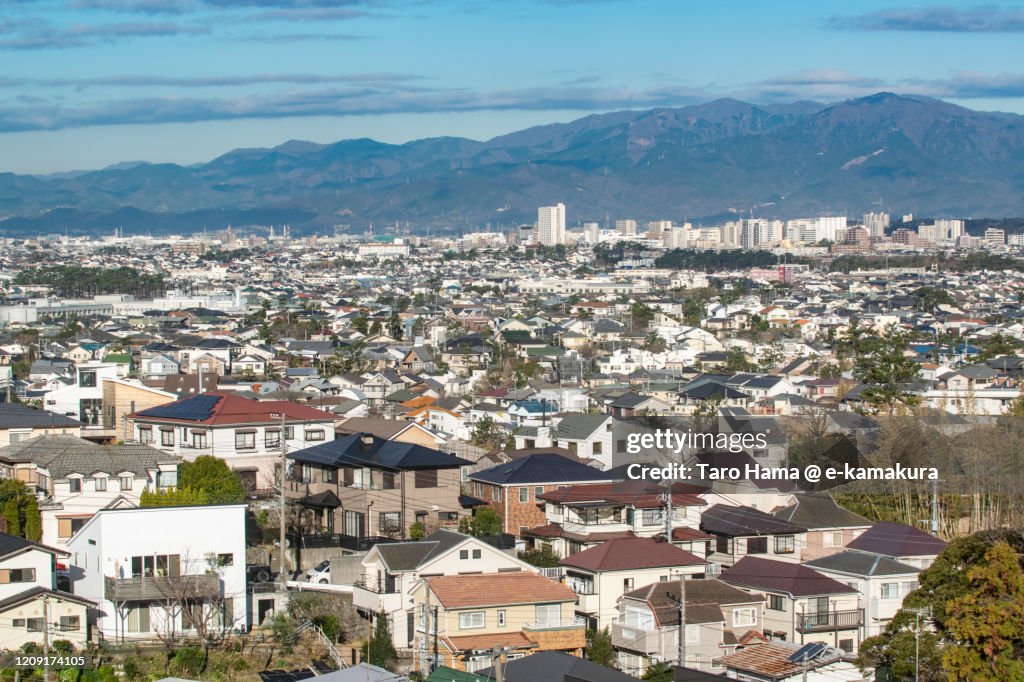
[{"xmin": 2, "ymin": 0, "xmax": 1024, "ymax": 173}]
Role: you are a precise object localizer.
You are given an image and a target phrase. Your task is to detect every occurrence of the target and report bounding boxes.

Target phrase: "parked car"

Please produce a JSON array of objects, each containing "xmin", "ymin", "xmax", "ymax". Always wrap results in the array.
[{"xmin": 305, "ymin": 560, "xmax": 330, "ymax": 583}]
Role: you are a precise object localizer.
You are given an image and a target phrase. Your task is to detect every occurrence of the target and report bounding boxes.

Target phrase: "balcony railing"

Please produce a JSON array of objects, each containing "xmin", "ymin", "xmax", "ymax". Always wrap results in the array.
[
  {"xmin": 104, "ymin": 574, "xmax": 221, "ymax": 602},
  {"xmin": 523, "ymin": 617, "xmax": 586, "ymax": 630},
  {"xmin": 796, "ymin": 609, "xmax": 864, "ymax": 633},
  {"xmin": 355, "ymin": 573, "xmax": 401, "ymax": 594}
]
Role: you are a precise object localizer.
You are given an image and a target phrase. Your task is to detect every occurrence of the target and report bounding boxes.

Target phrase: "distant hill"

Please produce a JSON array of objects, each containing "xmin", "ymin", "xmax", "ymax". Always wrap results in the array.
[{"xmin": 3, "ymin": 92, "xmax": 1024, "ymax": 236}]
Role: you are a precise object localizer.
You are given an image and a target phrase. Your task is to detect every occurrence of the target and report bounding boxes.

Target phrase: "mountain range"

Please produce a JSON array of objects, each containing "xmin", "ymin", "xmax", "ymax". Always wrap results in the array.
[{"xmin": 3, "ymin": 92, "xmax": 1024, "ymax": 236}]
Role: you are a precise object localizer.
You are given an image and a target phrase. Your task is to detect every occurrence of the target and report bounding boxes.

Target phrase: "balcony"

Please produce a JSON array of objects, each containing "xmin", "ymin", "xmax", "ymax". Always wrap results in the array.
[
  {"xmin": 611, "ymin": 621, "xmax": 660, "ymax": 654},
  {"xmin": 796, "ymin": 609, "xmax": 864, "ymax": 633},
  {"xmin": 352, "ymin": 573, "xmax": 403, "ymax": 615},
  {"xmin": 104, "ymin": 574, "xmax": 221, "ymax": 602},
  {"xmin": 523, "ymin": 617, "xmax": 586, "ymax": 631}
]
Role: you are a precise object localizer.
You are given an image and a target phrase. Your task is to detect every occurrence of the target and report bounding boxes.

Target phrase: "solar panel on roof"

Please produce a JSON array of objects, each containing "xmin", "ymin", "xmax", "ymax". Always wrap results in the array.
[
  {"xmin": 138, "ymin": 394, "xmax": 221, "ymax": 421},
  {"xmin": 786, "ymin": 642, "xmax": 827, "ymax": 663}
]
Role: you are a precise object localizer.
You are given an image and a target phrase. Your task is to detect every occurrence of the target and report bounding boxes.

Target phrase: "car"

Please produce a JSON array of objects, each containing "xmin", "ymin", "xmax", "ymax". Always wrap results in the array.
[{"xmin": 305, "ymin": 560, "xmax": 330, "ymax": 583}]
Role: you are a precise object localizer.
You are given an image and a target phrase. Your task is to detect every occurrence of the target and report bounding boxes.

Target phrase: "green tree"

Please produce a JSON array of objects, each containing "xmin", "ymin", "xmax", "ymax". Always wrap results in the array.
[
  {"xmin": 470, "ymin": 415, "xmax": 510, "ymax": 450},
  {"xmin": 643, "ymin": 662, "xmax": 674, "ymax": 682},
  {"xmin": 362, "ymin": 610, "xmax": 398, "ymax": 670},
  {"xmin": 467, "ymin": 508, "xmax": 502, "ymax": 537},
  {"xmin": 409, "ymin": 522, "xmax": 426, "ymax": 540},
  {"xmin": 914, "ymin": 286, "xmax": 955, "ymax": 313},
  {"xmin": 643, "ymin": 331, "xmax": 665, "ymax": 352},
  {"xmin": 3, "ymin": 497, "xmax": 21, "ymax": 537},
  {"xmin": 178, "ymin": 456, "xmax": 245, "ymax": 504},
  {"xmin": 942, "ymin": 542, "xmax": 1024, "ymax": 681},
  {"xmin": 517, "ymin": 544, "xmax": 561, "ymax": 568},
  {"xmin": 724, "ymin": 347, "xmax": 753, "ymax": 372},
  {"xmin": 352, "ymin": 314, "xmax": 369, "ymax": 335},
  {"xmin": 853, "ymin": 326, "xmax": 921, "ymax": 412},
  {"xmin": 387, "ymin": 313, "xmax": 403, "ymax": 340},
  {"xmin": 628, "ymin": 302, "xmax": 655, "ymax": 332},
  {"xmin": 23, "ymin": 496, "xmax": 41, "ymax": 541},
  {"xmin": 586, "ymin": 627, "xmax": 616, "ymax": 668}
]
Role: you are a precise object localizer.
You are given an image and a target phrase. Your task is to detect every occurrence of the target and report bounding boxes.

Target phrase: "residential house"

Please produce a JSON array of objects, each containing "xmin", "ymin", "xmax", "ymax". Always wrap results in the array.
[
  {"xmin": 0, "ymin": 435, "xmax": 178, "ymax": 547},
  {"xmin": 720, "ymin": 556, "xmax": 861, "ymax": 653},
  {"xmin": 411, "ymin": 572, "xmax": 585, "ymax": 672},
  {"xmin": 700, "ymin": 504, "xmax": 807, "ymax": 569},
  {"xmin": 140, "ymin": 354, "xmax": 179, "ymax": 381},
  {"xmin": 560, "ymin": 536, "xmax": 707, "ymax": 629},
  {"xmin": 612, "ymin": 579, "xmax": 765, "ymax": 675},
  {"xmin": 286, "ymin": 433, "xmax": 472, "ymax": 539},
  {"xmin": 353, "ymin": 529, "xmax": 536, "ymax": 648},
  {"xmin": 468, "ymin": 454, "xmax": 615, "ymax": 537},
  {"xmin": 65, "ymin": 504, "xmax": 249, "ymax": 641},
  {"xmin": 337, "ymin": 417, "xmax": 445, "ymax": 448},
  {"xmin": 772, "ymin": 494, "xmax": 872, "ymax": 562},
  {"xmin": 128, "ymin": 392, "xmax": 337, "ymax": 493},
  {"xmin": 844, "ymin": 521, "xmax": 947, "ymax": 569},
  {"xmin": 551, "ymin": 414, "xmax": 614, "ymax": 469},
  {"xmin": 715, "ymin": 641, "xmax": 863, "ymax": 681},
  {"xmin": 0, "ymin": 403, "xmax": 80, "ymax": 448},
  {"xmin": 804, "ymin": 551, "xmax": 920, "ymax": 638},
  {"xmin": 0, "ymin": 533, "xmax": 93, "ymax": 650},
  {"xmin": 43, "ymin": 361, "xmax": 127, "ymax": 431}
]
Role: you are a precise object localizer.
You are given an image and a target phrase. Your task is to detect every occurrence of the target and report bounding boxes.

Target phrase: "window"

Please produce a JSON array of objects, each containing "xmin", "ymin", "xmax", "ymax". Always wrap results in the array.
[
  {"xmin": 79, "ymin": 371, "xmax": 97, "ymax": 387},
  {"xmin": 472, "ymin": 549, "xmax": 481, "ymax": 559},
  {"xmin": 459, "ymin": 611, "xmax": 485, "ymax": 629},
  {"xmin": 120, "ymin": 475, "xmax": 133, "ymax": 491},
  {"xmin": 746, "ymin": 537, "xmax": 768, "ymax": 554},
  {"xmin": 266, "ymin": 430, "xmax": 281, "ymax": 448},
  {"xmin": 623, "ymin": 578, "xmax": 634, "ymax": 591},
  {"xmin": 0, "ymin": 568, "xmax": 35, "ymax": 583},
  {"xmin": 823, "ymin": 531, "xmax": 844, "ymax": 548},
  {"xmin": 768, "ymin": 595, "xmax": 786, "ymax": 611},
  {"xmin": 901, "ymin": 581, "xmax": 918, "ymax": 597},
  {"xmin": 733, "ymin": 608, "xmax": 757, "ymax": 627},
  {"xmin": 535, "ymin": 604, "xmax": 560, "ymax": 627},
  {"xmin": 284, "ymin": 426, "xmax": 295, "ymax": 439},
  {"xmin": 217, "ymin": 553, "xmax": 234, "ymax": 567},
  {"xmin": 58, "ymin": 616, "xmax": 80, "ymax": 632},
  {"xmin": 466, "ymin": 655, "xmax": 490, "ymax": 673},
  {"xmin": 139, "ymin": 428, "xmax": 153, "ymax": 444},
  {"xmin": 322, "ymin": 467, "xmax": 336, "ymax": 483},
  {"xmin": 160, "ymin": 429, "xmax": 174, "ymax": 446},
  {"xmin": 235, "ymin": 431, "xmax": 256, "ymax": 450},
  {"xmin": 459, "ymin": 550, "xmax": 469, "ymax": 560},
  {"xmin": 131, "ymin": 554, "xmax": 180, "ymax": 578},
  {"xmin": 379, "ymin": 512, "xmax": 401, "ymax": 535},
  {"xmin": 881, "ymin": 582, "xmax": 898, "ymax": 599},
  {"xmin": 716, "ymin": 536, "xmax": 733, "ymax": 554},
  {"xmin": 94, "ymin": 477, "xmax": 107, "ymax": 492},
  {"xmin": 839, "ymin": 639, "xmax": 854, "ymax": 653},
  {"xmin": 57, "ymin": 518, "xmax": 88, "ymax": 538},
  {"xmin": 27, "ymin": 618, "xmax": 45, "ymax": 632},
  {"xmin": 127, "ymin": 605, "xmax": 150, "ymax": 632},
  {"xmin": 415, "ymin": 470, "xmax": 437, "ymax": 488},
  {"xmin": 69, "ymin": 478, "xmax": 82, "ymax": 493},
  {"xmin": 774, "ymin": 535, "xmax": 795, "ymax": 554},
  {"xmin": 534, "ymin": 486, "xmax": 544, "ymax": 499},
  {"xmin": 519, "ymin": 487, "xmax": 529, "ymax": 503},
  {"xmin": 12, "ymin": 619, "xmax": 24, "ymax": 628},
  {"xmin": 642, "ymin": 509, "xmax": 664, "ymax": 526},
  {"xmin": 593, "ymin": 442, "xmax": 603, "ymax": 455},
  {"xmin": 616, "ymin": 439, "xmax": 627, "ymax": 453},
  {"xmin": 305, "ymin": 429, "xmax": 326, "ymax": 442},
  {"xmin": 497, "ymin": 610, "xmax": 506, "ymax": 627},
  {"xmin": 191, "ymin": 431, "xmax": 208, "ymax": 448}
]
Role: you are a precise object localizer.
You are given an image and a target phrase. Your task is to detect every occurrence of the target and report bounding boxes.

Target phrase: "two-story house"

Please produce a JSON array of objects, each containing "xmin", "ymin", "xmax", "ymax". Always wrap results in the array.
[
  {"xmin": 44, "ymin": 361, "xmax": 128, "ymax": 431},
  {"xmin": 65, "ymin": 504, "xmax": 249, "ymax": 642},
  {"xmin": 844, "ymin": 521, "xmax": 947, "ymax": 570},
  {"xmin": 412, "ymin": 572, "xmax": 584, "ymax": 673},
  {"xmin": 560, "ymin": 536, "xmax": 707, "ymax": 629},
  {"xmin": 128, "ymin": 392, "xmax": 336, "ymax": 493},
  {"xmin": 468, "ymin": 454, "xmax": 615, "ymax": 537},
  {"xmin": 353, "ymin": 529, "xmax": 537, "ymax": 648},
  {"xmin": 550, "ymin": 414, "xmax": 614, "ymax": 469},
  {"xmin": 287, "ymin": 433, "xmax": 472, "ymax": 539},
  {"xmin": 804, "ymin": 551, "xmax": 920, "ymax": 638},
  {"xmin": 772, "ymin": 493, "xmax": 872, "ymax": 562},
  {"xmin": 0, "ymin": 434, "xmax": 178, "ymax": 547},
  {"xmin": 612, "ymin": 579, "xmax": 765, "ymax": 675},
  {"xmin": 523, "ymin": 481, "xmax": 705, "ymax": 559},
  {"xmin": 0, "ymin": 403, "xmax": 80, "ymax": 448},
  {"xmin": 0, "ymin": 533, "xmax": 93, "ymax": 650},
  {"xmin": 720, "ymin": 556, "xmax": 862, "ymax": 654},
  {"xmin": 700, "ymin": 504, "xmax": 807, "ymax": 569}
]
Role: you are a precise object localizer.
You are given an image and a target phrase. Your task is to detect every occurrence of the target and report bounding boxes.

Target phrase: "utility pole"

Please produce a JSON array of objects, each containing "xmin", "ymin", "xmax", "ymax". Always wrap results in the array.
[
  {"xmin": 663, "ymin": 489, "xmax": 687, "ymax": 668},
  {"xmin": 41, "ymin": 595, "xmax": 51, "ymax": 682},
  {"xmin": 278, "ymin": 411, "xmax": 288, "ymax": 588},
  {"xmin": 930, "ymin": 478, "xmax": 939, "ymax": 535},
  {"xmin": 909, "ymin": 606, "xmax": 932, "ymax": 682},
  {"xmin": 490, "ymin": 645, "xmax": 518, "ymax": 682},
  {"xmin": 432, "ymin": 605, "xmax": 439, "ymax": 672}
]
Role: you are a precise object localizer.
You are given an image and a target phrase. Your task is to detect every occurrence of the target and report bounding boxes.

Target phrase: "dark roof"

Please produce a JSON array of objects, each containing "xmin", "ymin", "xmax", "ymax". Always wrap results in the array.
[
  {"xmin": 846, "ymin": 521, "xmax": 947, "ymax": 558},
  {"xmin": 804, "ymin": 550, "xmax": 920, "ymax": 577},
  {"xmin": 560, "ymin": 537, "xmax": 706, "ymax": 572},
  {"xmin": 623, "ymin": 579, "xmax": 763, "ymax": 627},
  {"xmin": 374, "ymin": 530, "xmax": 470, "ymax": 571},
  {"xmin": 0, "ymin": 435, "xmax": 174, "ymax": 479},
  {"xmin": 477, "ymin": 651, "xmax": 641, "ymax": 682},
  {"xmin": 772, "ymin": 493, "xmax": 872, "ymax": 530},
  {"xmin": 470, "ymin": 453, "xmax": 612, "ymax": 486},
  {"xmin": 289, "ymin": 433, "xmax": 471, "ymax": 471},
  {"xmin": 0, "ymin": 404, "xmax": 80, "ymax": 429},
  {"xmin": 700, "ymin": 504, "xmax": 806, "ymax": 537},
  {"xmin": 0, "ymin": 586, "xmax": 94, "ymax": 612},
  {"xmin": 0, "ymin": 532, "xmax": 66, "ymax": 560},
  {"xmin": 720, "ymin": 557, "xmax": 858, "ymax": 597}
]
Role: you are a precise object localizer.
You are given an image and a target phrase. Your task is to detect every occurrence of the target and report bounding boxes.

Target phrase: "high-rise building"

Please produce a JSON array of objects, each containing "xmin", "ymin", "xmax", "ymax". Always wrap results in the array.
[
  {"xmin": 583, "ymin": 222, "xmax": 600, "ymax": 245},
  {"xmin": 615, "ymin": 219, "xmax": 637, "ymax": 236},
  {"xmin": 984, "ymin": 227, "xmax": 1006, "ymax": 245},
  {"xmin": 814, "ymin": 216, "xmax": 846, "ymax": 243},
  {"xmin": 864, "ymin": 211, "xmax": 890, "ymax": 238},
  {"xmin": 935, "ymin": 219, "xmax": 964, "ymax": 242},
  {"xmin": 537, "ymin": 203, "xmax": 566, "ymax": 246},
  {"xmin": 646, "ymin": 220, "xmax": 672, "ymax": 239}
]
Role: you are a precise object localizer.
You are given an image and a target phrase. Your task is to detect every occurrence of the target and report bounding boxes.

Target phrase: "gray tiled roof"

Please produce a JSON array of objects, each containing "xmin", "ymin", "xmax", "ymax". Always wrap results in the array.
[
  {"xmin": 0, "ymin": 404, "xmax": 81, "ymax": 429},
  {"xmin": 0, "ymin": 435, "xmax": 174, "ymax": 479},
  {"xmin": 804, "ymin": 550, "xmax": 920, "ymax": 577}
]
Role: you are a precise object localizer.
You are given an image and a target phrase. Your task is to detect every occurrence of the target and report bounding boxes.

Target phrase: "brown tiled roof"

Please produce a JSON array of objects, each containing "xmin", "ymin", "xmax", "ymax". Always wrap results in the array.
[
  {"xmin": 716, "ymin": 641, "xmax": 842, "ymax": 679},
  {"xmin": 429, "ymin": 572, "xmax": 577, "ymax": 609},
  {"xmin": 559, "ymin": 537, "xmax": 707, "ymax": 572},
  {"xmin": 539, "ymin": 480, "xmax": 705, "ymax": 509},
  {"xmin": 442, "ymin": 631, "xmax": 536, "ymax": 654},
  {"xmin": 721, "ymin": 556, "xmax": 857, "ymax": 597},
  {"xmin": 672, "ymin": 527, "xmax": 713, "ymax": 542}
]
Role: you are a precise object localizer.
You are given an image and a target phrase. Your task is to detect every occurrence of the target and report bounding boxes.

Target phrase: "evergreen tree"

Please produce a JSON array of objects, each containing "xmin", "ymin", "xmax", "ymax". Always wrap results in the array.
[
  {"xmin": 586, "ymin": 627, "xmax": 616, "ymax": 668},
  {"xmin": 3, "ymin": 497, "xmax": 20, "ymax": 537},
  {"xmin": 178, "ymin": 456, "xmax": 245, "ymax": 504},
  {"xmin": 23, "ymin": 496, "xmax": 41, "ymax": 542},
  {"xmin": 362, "ymin": 610, "xmax": 398, "ymax": 670}
]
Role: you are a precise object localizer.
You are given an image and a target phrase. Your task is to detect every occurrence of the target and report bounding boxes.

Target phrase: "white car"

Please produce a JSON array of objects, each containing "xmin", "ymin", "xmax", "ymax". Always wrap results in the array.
[{"xmin": 305, "ymin": 560, "xmax": 330, "ymax": 583}]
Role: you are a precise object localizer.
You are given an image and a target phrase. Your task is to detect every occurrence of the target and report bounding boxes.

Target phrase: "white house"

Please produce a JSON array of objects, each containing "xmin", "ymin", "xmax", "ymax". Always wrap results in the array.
[
  {"xmin": 0, "ymin": 533, "xmax": 93, "ymax": 650},
  {"xmin": 65, "ymin": 504, "xmax": 249, "ymax": 642},
  {"xmin": 43, "ymin": 362, "xmax": 127, "ymax": 429}
]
